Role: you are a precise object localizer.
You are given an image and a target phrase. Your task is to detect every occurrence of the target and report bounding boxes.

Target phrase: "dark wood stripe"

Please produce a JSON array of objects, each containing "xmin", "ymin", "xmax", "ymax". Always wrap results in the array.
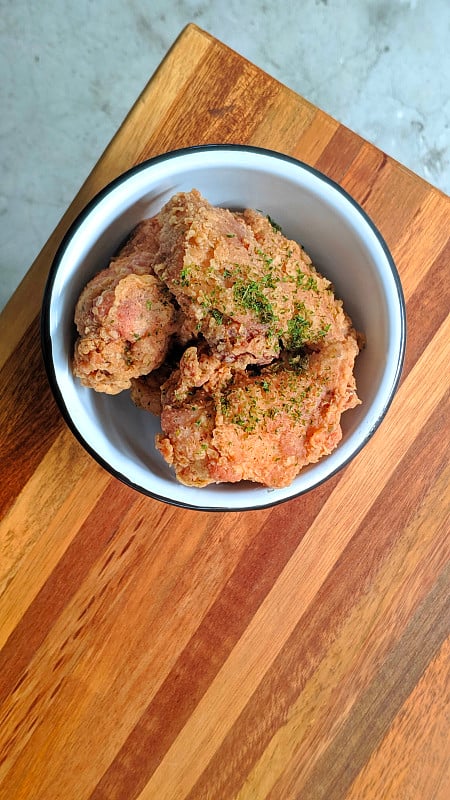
[
  {"xmin": 356, "ymin": 151, "xmax": 388, "ymax": 207},
  {"xmin": 315, "ymin": 125, "xmax": 364, "ymax": 183},
  {"xmin": 185, "ymin": 395, "xmax": 449, "ymax": 799},
  {"xmin": 340, "ymin": 145, "xmax": 387, "ymax": 208},
  {"xmin": 289, "ymin": 563, "xmax": 450, "ymax": 800},
  {"xmin": 88, "ymin": 473, "xmax": 342, "ymax": 800},
  {"xmin": 402, "ymin": 237, "xmax": 450, "ymax": 379},
  {"xmin": 0, "ymin": 315, "xmax": 64, "ymax": 519},
  {"xmin": 0, "ymin": 480, "xmax": 139, "ymax": 706}
]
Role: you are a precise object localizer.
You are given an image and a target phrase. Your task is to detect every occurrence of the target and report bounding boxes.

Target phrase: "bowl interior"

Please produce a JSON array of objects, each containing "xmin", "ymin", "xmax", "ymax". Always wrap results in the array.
[{"xmin": 44, "ymin": 147, "xmax": 405, "ymax": 510}]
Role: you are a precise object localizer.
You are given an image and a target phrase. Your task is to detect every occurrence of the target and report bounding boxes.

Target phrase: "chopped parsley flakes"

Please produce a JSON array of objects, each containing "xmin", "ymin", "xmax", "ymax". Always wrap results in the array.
[
  {"xmin": 287, "ymin": 304, "xmax": 312, "ymax": 349},
  {"xmin": 233, "ymin": 279, "xmax": 275, "ymax": 324}
]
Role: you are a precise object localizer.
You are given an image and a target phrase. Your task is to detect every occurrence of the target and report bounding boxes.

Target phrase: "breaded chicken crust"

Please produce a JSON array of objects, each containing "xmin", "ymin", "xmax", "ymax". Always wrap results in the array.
[
  {"xmin": 155, "ymin": 338, "xmax": 360, "ymax": 488},
  {"xmin": 154, "ymin": 190, "xmax": 352, "ymax": 365},
  {"xmin": 73, "ymin": 190, "xmax": 362, "ymax": 487},
  {"xmin": 73, "ymin": 218, "xmax": 178, "ymax": 394}
]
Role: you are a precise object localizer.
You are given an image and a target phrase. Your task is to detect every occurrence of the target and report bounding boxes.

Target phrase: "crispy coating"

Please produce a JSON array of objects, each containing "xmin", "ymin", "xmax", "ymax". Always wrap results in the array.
[
  {"xmin": 154, "ymin": 190, "xmax": 351, "ymax": 365},
  {"xmin": 130, "ymin": 361, "xmax": 175, "ymax": 416},
  {"xmin": 73, "ymin": 217, "xmax": 178, "ymax": 394},
  {"xmin": 73, "ymin": 190, "xmax": 363, "ymax": 488},
  {"xmin": 156, "ymin": 336, "xmax": 360, "ymax": 488}
]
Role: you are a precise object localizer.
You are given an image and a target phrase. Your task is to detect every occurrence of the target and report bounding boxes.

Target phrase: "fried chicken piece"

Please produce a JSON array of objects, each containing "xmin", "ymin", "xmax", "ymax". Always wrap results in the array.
[
  {"xmin": 130, "ymin": 362, "xmax": 175, "ymax": 416},
  {"xmin": 130, "ymin": 346, "xmax": 239, "ymax": 415},
  {"xmin": 73, "ymin": 217, "xmax": 179, "ymax": 394},
  {"xmin": 154, "ymin": 190, "xmax": 351, "ymax": 366},
  {"xmin": 156, "ymin": 335, "xmax": 360, "ymax": 488}
]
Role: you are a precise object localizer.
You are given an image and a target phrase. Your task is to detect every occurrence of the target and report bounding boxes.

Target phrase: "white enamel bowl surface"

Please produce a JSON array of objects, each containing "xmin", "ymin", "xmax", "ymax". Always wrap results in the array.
[{"xmin": 41, "ymin": 145, "xmax": 406, "ymax": 511}]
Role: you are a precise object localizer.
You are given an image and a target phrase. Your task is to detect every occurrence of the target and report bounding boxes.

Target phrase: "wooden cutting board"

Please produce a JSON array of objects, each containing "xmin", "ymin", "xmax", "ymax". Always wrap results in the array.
[{"xmin": 1, "ymin": 24, "xmax": 449, "ymax": 800}]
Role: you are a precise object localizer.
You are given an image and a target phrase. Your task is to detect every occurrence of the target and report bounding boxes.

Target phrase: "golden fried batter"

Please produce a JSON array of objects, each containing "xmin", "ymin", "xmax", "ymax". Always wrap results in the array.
[
  {"xmin": 73, "ymin": 217, "xmax": 178, "ymax": 394},
  {"xmin": 130, "ymin": 361, "xmax": 176, "ymax": 416},
  {"xmin": 154, "ymin": 190, "xmax": 351, "ymax": 365},
  {"xmin": 73, "ymin": 190, "xmax": 362, "ymax": 488},
  {"xmin": 156, "ymin": 336, "xmax": 360, "ymax": 488}
]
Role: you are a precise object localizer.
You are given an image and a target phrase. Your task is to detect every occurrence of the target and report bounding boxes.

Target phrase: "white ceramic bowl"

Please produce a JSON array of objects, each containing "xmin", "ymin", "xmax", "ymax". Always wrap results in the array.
[{"xmin": 41, "ymin": 145, "xmax": 406, "ymax": 511}]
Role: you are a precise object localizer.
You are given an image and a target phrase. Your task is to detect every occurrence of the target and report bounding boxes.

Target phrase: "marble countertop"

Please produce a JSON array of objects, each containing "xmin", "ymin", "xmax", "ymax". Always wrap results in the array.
[{"xmin": 1, "ymin": 0, "xmax": 449, "ymax": 311}]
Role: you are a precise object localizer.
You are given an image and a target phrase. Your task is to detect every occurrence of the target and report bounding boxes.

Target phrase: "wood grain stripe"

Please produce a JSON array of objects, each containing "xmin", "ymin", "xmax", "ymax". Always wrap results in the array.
[
  {"xmin": 0, "ymin": 430, "xmax": 110, "ymax": 649},
  {"xmin": 393, "ymin": 190, "xmax": 450, "ymax": 301},
  {"xmin": 0, "ymin": 316, "xmax": 64, "ymax": 519},
  {"xmin": 292, "ymin": 108, "xmax": 339, "ymax": 164},
  {"xmin": 315, "ymin": 124, "xmax": 365, "ymax": 183},
  {"xmin": 402, "ymin": 237, "xmax": 450, "ymax": 377},
  {"xmin": 343, "ymin": 151, "xmax": 429, "ymax": 249},
  {"xmin": 183, "ymin": 390, "xmax": 450, "ymax": 800},
  {"xmin": 0, "ymin": 480, "xmax": 136, "ymax": 706},
  {"xmin": 288, "ymin": 563, "xmax": 450, "ymax": 800},
  {"xmin": 340, "ymin": 142, "xmax": 387, "ymax": 206},
  {"xmin": 251, "ymin": 86, "xmax": 317, "ymax": 154},
  {"xmin": 361, "ymin": 159, "xmax": 430, "ymax": 250},
  {"xmin": 345, "ymin": 635, "xmax": 450, "ymax": 800}
]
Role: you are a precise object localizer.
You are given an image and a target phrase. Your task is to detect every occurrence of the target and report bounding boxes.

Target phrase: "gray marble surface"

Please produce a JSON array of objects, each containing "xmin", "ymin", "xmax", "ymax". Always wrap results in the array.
[{"xmin": 1, "ymin": 0, "xmax": 449, "ymax": 311}]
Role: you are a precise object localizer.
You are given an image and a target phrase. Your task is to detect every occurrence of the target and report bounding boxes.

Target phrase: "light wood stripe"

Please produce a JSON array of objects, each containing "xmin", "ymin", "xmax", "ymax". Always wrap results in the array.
[
  {"xmin": 292, "ymin": 107, "xmax": 340, "ymax": 164},
  {"xmin": 0, "ymin": 429, "xmax": 109, "ymax": 649},
  {"xmin": 251, "ymin": 86, "xmax": 317, "ymax": 153},
  {"xmin": 393, "ymin": 190, "xmax": 450, "ymax": 301},
  {"xmin": 345, "ymin": 635, "xmax": 450, "ymax": 800},
  {"xmin": 274, "ymin": 565, "xmax": 450, "ymax": 800},
  {"xmin": 402, "ymin": 240, "xmax": 450, "ymax": 378},
  {"xmin": 135, "ymin": 316, "xmax": 449, "ymax": 799}
]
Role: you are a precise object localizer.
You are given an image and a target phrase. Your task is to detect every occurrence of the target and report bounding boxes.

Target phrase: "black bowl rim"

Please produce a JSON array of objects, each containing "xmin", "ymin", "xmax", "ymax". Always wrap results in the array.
[{"xmin": 40, "ymin": 143, "xmax": 407, "ymax": 512}]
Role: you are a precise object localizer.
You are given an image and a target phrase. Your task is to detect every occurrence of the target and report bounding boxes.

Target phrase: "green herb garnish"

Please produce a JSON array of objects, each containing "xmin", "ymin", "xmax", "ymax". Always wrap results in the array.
[
  {"xmin": 315, "ymin": 322, "xmax": 331, "ymax": 339},
  {"xmin": 211, "ymin": 308, "xmax": 224, "ymax": 325},
  {"xmin": 180, "ymin": 265, "xmax": 191, "ymax": 286},
  {"xmin": 233, "ymin": 280, "xmax": 275, "ymax": 324},
  {"xmin": 287, "ymin": 304, "xmax": 312, "ymax": 349},
  {"xmin": 296, "ymin": 269, "xmax": 318, "ymax": 291}
]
